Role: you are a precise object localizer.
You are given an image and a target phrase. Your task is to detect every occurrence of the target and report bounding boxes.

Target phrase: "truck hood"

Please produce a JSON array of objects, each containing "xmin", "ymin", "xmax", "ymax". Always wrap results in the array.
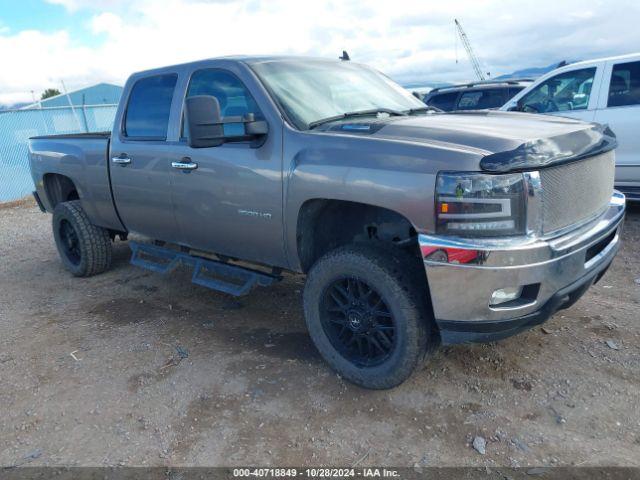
[{"xmin": 324, "ymin": 110, "xmax": 617, "ymax": 172}]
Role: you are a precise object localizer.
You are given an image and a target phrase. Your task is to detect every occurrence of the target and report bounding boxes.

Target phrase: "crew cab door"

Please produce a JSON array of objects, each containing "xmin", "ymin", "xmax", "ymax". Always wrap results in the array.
[
  {"xmin": 169, "ymin": 66, "xmax": 286, "ymax": 267},
  {"xmin": 110, "ymin": 73, "xmax": 182, "ymax": 243}
]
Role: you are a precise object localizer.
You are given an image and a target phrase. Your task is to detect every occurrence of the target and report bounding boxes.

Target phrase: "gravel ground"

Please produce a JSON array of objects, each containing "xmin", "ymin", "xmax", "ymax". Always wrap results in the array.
[{"xmin": 0, "ymin": 200, "xmax": 639, "ymax": 468}]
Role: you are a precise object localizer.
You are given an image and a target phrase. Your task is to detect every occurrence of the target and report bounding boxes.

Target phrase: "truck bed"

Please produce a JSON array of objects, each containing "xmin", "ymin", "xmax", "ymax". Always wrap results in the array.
[{"xmin": 28, "ymin": 132, "xmax": 124, "ymax": 232}]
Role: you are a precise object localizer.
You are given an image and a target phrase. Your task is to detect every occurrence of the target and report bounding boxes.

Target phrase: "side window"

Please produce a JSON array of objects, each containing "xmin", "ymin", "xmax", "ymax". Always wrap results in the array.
[
  {"xmin": 184, "ymin": 69, "xmax": 263, "ymax": 138},
  {"xmin": 457, "ymin": 91, "xmax": 482, "ymax": 109},
  {"xmin": 426, "ymin": 92, "xmax": 459, "ymax": 111},
  {"xmin": 124, "ymin": 74, "xmax": 177, "ymax": 139},
  {"xmin": 519, "ymin": 67, "xmax": 596, "ymax": 113},
  {"xmin": 457, "ymin": 89, "xmax": 507, "ymax": 110},
  {"xmin": 608, "ymin": 61, "xmax": 640, "ymax": 107},
  {"xmin": 507, "ymin": 86, "xmax": 525, "ymax": 98}
]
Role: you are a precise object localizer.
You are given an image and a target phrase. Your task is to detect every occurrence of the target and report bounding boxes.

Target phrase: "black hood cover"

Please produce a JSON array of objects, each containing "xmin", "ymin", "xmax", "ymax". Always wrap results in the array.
[
  {"xmin": 479, "ymin": 122, "xmax": 617, "ymax": 172},
  {"xmin": 320, "ymin": 111, "xmax": 618, "ymax": 172}
]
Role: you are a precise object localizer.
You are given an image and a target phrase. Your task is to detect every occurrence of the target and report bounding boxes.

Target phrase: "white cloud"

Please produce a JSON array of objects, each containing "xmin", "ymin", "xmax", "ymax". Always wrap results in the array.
[
  {"xmin": 45, "ymin": 0, "xmax": 129, "ymax": 12},
  {"xmin": 90, "ymin": 12, "xmax": 123, "ymax": 34},
  {"xmin": 3, "ymin": 0, "xmax": 640, "ymax": 105}
]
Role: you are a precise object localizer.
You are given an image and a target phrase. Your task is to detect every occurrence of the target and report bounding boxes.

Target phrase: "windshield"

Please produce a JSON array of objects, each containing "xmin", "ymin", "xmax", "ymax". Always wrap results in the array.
[{"xmin": 251, "ymin": 60, "xmax": 426, "ymax": 129}]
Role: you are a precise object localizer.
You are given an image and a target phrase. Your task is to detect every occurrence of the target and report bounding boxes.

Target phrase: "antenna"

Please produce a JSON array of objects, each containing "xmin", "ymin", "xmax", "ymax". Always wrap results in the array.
[
  {"xmin": 454, "ymin": 19, "xmax": 486, "ymax": 81},
  {"xmin": 339, "ymin": 50, "xmax": 350, "ymax": 61}
]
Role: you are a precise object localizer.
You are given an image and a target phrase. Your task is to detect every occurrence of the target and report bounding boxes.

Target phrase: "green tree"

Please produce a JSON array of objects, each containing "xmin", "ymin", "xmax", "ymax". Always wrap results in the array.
[{"xmin": 41, "ymin": 88, "xmax": 61, "ymax": 100}]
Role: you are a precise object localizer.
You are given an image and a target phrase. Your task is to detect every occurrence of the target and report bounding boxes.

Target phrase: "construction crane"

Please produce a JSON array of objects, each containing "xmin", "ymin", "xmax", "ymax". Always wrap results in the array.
[{"xmin": 454, "ymin": 19, "xmax": 487, "ymax": 81}]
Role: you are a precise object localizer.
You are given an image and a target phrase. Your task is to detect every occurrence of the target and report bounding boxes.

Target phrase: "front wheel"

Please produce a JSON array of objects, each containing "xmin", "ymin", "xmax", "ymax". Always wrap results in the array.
[
  {"xmin": 303, "ymin": 244, "xmax": 435, "ymax": 389},
  {"xmin": 52, "ymin": 200, "xmax": 112, "ymax": 277}
]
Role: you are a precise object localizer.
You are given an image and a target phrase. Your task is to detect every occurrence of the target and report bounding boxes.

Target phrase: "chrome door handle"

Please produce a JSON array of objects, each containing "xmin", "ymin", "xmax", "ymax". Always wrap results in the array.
[
  {"xmin": 171, "ymin": 159, "xmax": 198, "ymax": 170},
  {"xmin": 112, "ymin": 156, "xmax": 131, "ymax": 165}
]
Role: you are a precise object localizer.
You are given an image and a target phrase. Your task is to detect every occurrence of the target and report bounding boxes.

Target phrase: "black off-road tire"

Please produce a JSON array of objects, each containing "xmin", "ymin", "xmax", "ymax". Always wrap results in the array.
[
  {"xmin": 52, "ymin": 200, "xmax": 112, "ymax": 277},
  {"xmin": 303, "ymin": 243, "xmax": 436, "ymax": 389}
]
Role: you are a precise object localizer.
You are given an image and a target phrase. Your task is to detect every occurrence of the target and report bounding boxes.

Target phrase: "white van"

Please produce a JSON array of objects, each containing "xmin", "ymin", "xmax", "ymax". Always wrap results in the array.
[{"xmin": 502, "ymin": 53, "xmax": 640, "ymax": 201}]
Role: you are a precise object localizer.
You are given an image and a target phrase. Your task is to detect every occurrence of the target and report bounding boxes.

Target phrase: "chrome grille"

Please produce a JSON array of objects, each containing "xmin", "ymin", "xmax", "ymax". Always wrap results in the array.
[{"xmin": 540, "ymin": 152, "xmax": 614, "ymax": 234}]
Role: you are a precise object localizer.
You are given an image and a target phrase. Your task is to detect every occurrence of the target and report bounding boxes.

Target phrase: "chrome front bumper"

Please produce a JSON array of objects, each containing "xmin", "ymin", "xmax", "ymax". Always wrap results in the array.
[{"xmin": 420, "ymin": 192, "xmax": 626, "ymax": 344}]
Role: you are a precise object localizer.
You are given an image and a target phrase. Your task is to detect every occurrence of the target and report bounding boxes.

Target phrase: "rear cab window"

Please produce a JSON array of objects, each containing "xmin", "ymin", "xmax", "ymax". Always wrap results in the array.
[
  {"xmin": 124, "ymin": 74, "xmax": 178, "ymax": 140},
  {"xmin": 608, "ymin": 61, "xmax": 640, "ymax": 107},
  {"xmin": 457, "ymin": 89, "xmax": 507, "ymax": 110}
]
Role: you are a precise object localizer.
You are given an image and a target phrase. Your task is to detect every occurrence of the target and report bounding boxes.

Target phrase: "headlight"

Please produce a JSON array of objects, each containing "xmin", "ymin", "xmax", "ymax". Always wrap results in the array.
[{"xmin": 435, "ymin": 171, "xmax": 526, "ymax": 237}]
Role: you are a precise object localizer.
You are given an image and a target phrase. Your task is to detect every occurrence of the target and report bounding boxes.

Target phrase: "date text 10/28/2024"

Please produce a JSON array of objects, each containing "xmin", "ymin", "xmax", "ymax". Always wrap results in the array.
[{"xmin": 233, "ymin": 469, "xmax": 401, "ymax": 478}]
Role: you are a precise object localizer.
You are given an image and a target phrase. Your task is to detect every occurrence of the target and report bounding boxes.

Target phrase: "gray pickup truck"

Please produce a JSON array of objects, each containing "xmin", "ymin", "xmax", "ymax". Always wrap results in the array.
[{"xmin": 29, "ymin": 56, "xmax": 626, "ymax": 389}]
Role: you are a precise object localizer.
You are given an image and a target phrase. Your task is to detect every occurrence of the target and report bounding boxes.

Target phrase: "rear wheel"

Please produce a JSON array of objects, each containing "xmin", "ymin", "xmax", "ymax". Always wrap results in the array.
[
  {"xmin": 52, "ymin": 200, "xmax": 112, "ymax": 277},
  {"xmin": 304, "ymin": 244, "xmax": 435, "ymax": 389}
]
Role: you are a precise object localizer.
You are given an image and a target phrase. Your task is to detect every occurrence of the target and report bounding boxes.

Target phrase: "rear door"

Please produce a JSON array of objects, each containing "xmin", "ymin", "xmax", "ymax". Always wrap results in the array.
[
  {"xmin": 110, "ymin": 73, "xmax": 182, "ymax": 242},
  {"xmin": 593, "ymin": 58, "xmax": 640, "ymax": 188}
]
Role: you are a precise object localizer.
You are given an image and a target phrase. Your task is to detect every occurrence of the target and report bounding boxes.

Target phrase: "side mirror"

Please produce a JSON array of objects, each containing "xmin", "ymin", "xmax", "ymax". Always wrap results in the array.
[
  {"xmin": 185, "ymin": 95, "xmax": 269, "ymax": 149},
  {"xmin": 507, "ymin": 99, "xmax": 524, "ymax": 112},
  {"xmin": 244, "ymin": 113, "xmax": 269, "ymax": 136},
  {"xmin": 185, "ymin": 95, "xmax": 224, "ymax": 148}
]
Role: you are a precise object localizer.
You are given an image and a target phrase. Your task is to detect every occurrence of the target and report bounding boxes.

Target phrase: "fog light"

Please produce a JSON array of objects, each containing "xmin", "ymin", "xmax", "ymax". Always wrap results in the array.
[{"xmin": 490, "ymin": 286, "xmax": 523, "ymax": 306}]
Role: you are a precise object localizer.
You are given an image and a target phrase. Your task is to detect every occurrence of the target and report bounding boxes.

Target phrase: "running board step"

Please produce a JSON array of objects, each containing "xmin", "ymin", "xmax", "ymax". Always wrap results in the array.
[{"xmin": 129, "ymin": 241, "xmax": 281, "ymax": 297}]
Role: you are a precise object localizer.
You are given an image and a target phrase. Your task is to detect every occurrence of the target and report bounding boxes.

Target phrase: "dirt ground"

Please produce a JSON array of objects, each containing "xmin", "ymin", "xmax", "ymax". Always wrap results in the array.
[{"xmin": 1, "ymin": 200, "xmax": 639, "ymax": 468}]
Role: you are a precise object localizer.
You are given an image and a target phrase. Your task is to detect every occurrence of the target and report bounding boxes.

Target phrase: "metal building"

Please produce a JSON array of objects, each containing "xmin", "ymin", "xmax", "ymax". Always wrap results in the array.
[{"xmin": 23, "ymin": 83, "xmax": 123, "ymax": 109}]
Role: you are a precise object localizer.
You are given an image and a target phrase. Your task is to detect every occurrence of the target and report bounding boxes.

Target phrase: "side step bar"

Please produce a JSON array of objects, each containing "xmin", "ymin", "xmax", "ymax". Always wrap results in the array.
[{"xmin": 129, "ymin": 241, "xmax": 281, "ymax": 296}]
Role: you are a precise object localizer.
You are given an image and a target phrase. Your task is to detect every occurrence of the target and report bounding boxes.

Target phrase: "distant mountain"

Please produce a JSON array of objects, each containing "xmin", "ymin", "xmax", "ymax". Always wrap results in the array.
[{"xmin": 493, "ymin": 60, "xmax": 575, "ymax": 80}]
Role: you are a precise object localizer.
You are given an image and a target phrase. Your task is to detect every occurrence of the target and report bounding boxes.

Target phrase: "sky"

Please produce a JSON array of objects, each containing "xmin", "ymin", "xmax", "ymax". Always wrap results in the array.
[{"xmin": 0, "ymin": 0, "xmax": 639, "ymax": 105}]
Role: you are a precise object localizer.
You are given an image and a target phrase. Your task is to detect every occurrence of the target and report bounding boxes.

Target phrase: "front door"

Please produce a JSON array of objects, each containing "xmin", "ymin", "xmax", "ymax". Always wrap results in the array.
[
  {"xmin": 169, "ymin": 67, "xmax": 285, "ymax": 267},
  {"xmin": 516, "ymin": 66, "xmax": 601, "ymax": 122}
]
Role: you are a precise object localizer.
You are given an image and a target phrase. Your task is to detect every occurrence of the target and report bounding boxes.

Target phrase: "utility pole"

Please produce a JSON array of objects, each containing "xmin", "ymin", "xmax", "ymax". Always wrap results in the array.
[{"xmin": 61, "ymin": 80, "xmax": 85, "ymax": 132}]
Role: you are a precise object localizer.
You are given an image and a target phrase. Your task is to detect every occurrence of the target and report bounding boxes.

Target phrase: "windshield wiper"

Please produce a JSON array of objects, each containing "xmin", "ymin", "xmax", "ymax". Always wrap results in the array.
[
  {"xmin": 405, "ymin": 106, "xmax": 443, "ymax": 115},
  {"xmin": 308, "ymin": 108, "xmax": 407, "ymax": 130}
]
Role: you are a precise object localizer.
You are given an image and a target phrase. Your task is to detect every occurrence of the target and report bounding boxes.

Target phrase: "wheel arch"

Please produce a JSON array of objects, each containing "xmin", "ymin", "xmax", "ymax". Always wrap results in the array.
[
  {"xmin": 295, "ymin": 198, "xmax": 422, "ymax": 274},
  {"xmin": 43, "ymin": 173, "xmax": 79, "ymax": 209}
]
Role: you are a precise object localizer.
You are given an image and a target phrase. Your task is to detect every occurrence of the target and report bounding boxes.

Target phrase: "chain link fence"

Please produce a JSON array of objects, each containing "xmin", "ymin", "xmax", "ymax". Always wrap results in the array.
[{"xmin": 0, "ymin": 105, "xmax": 117, "ymax": 202}]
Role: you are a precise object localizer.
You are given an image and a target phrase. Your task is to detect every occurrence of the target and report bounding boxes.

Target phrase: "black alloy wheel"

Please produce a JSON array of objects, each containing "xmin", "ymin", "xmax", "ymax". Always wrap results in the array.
[
  {"xmin": 58, "ymin": 218, "xmax": 82, "ymax": 265},
  {"xmin": 320, "ymin": 277, "xmax": 396, "ymax": 367}
]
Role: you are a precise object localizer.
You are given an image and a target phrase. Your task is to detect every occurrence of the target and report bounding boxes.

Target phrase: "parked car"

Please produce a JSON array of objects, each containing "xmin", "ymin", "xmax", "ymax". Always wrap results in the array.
[
  {"xmin": 29, "ymin": 56, "xmax": 625, "ymax": 389},
  {"xmin": 421, "ymin": 79, "xmax": 533, "ymax": 111},
  {"xmin": 502, "ymin": 53, "xmax": 640, "ymax": 201}
]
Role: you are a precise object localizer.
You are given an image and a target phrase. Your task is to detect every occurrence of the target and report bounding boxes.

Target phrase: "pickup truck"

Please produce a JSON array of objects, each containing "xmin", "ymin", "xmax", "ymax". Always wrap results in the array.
[{"xmin": 29, "ymin": 56, "xmax": 626, "ymax": 389}]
